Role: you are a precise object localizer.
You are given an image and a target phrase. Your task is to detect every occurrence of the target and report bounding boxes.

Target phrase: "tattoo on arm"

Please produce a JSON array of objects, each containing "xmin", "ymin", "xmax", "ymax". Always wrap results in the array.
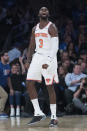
[{"xmin": 48, "ymin": 24, "xmax": 58, "ymax": 37}]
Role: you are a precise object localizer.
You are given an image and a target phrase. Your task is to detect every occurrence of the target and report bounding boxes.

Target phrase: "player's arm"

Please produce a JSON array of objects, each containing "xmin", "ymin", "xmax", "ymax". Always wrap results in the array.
[
  {"xmin": 27, "ymin": 26, "xmax": 36, "ymax": 64},
  {"xmin": 42, "ymin": 24, "xmax": 59, "ymax": 69},
  {"xmin": 48, "ymin": 24, "xmax": 59, "ymax": 58}
]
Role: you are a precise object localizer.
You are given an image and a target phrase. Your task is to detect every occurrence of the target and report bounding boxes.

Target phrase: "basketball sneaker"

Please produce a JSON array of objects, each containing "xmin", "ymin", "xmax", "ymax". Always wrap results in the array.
[
  {"xmin": 27, "ymin": 115, "xmax": 46, "ymax": 125},
  {"xmin": 49, "ymin": 119, "xmax": 58, "ymax": 127}
]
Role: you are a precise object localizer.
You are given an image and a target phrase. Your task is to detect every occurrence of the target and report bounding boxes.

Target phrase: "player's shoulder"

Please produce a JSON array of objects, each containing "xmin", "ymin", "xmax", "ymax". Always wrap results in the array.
[
  {"xmin": 49, "ymin": 22, "xmax": 57, "ymax": 31},
  {"xmin": 48, "ymin": 21, "xmax": 58, "ymax": 35},
  {"xmin": 32, "ymin": 26, "xmax": 36, "ymax": 33}
]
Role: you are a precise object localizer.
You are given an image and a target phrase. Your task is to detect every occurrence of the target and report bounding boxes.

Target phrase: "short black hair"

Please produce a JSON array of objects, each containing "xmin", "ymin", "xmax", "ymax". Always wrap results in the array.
[{"xmin": 0, "ymin": 50, "xmax": 8, "ymax": 58}]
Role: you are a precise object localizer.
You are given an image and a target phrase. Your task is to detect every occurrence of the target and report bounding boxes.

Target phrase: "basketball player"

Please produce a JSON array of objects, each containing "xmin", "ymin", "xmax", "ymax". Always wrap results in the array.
[{"xmin": 26, "ymin": 7, "xmax": 59, "ymax": 127}]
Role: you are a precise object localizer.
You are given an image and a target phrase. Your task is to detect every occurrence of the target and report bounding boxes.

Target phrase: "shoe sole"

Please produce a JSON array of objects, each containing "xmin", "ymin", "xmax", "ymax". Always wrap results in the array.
[
  {"xmin": 49, "ymin": 124, "xmax": 58, "ymax": 127},
  {"xmin": 27, "ymin": 115, "xmax": 46, "ymax": 126}
]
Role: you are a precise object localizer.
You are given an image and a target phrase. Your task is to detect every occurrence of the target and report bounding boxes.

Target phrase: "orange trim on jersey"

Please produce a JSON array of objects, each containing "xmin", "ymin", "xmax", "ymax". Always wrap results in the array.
[
  {"xmin": 26, "ymin": 79, "xmax": 41, "ymax": 83},
  {"xmin": 35, "ymin": 33, "xmax": 48, "ymax": 38}
]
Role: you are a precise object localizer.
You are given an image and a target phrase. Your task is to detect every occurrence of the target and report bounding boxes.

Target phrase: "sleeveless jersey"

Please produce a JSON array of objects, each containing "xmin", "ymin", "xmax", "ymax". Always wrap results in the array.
[{"xmin": 35, "ymin": 21, "xmax": 52, "ymax": 56}]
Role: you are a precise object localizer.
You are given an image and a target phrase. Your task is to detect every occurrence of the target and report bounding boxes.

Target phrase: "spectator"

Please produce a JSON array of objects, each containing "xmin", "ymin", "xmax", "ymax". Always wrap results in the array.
[
  {"xmin": 65, "ymin": 19, "xmax": 77, "ymax": 41},
  {"xmin": 54, "ymin": 65, "xmax": 67, "ymax": 111},
  {"xmin": 0, "ymin": 7, "xmax": 7, "ymax": 21},
  {"xmin": 66, "ymin": 41, "xmax": 77, "ymax": 61},
  {"xmin": 78, "ymin": 33, "xmax": 86, "ymax": 52},
  {"xmin": 0, "ymin": 50, "xmax": 14, "ymax": 118},
  {"xmin": 80, "ymin": 53, "xmax": 87, "ymax": 63},
  {"xmin": 59, "ymin": 35, "xmax": 72, "ymax": 51},
  {"xmin": 9, "ymin": 63, "xmax": 25, "ymax": 117},
  {"xmin": 78, "ymin": 24, "xmax": 85, "ymax": 35},
  {"xmin": 80, "ymin": 61, "xmax": 87, "ymax": 74},
  {"xmin": 58, "ymin": 51, "xmax": 69, "ymax": 66},
  {"xmin": 65, "ymin": 64, "xmax": 87, "ymax": 105},
  {"xmin": 77, "ymin": 57, "xmax": 84, "ymax": 64},
  {"xmin": 62, "ymin": 59, "xmax": 74, "ymax": 73},
  {"xmin": 73, "ymin": 77, "xmax": 87, "ymax": 114}
]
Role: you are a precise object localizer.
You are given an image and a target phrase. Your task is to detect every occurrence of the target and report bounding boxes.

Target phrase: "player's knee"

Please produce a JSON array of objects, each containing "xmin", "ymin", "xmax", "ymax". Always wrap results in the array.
[{"xmin": 26, "ymin": 80, "xmax": 35, "ymax": 87}]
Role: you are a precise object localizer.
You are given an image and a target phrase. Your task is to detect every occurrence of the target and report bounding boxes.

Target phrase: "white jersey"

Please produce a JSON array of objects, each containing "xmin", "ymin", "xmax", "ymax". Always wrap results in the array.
[
  {"xmin": 35, "ymin": 21, "xmax": 53, "ymax": 56},
  {"xmin": 27, "ymin": 21, "xmax": 59, "ymax": 85}
]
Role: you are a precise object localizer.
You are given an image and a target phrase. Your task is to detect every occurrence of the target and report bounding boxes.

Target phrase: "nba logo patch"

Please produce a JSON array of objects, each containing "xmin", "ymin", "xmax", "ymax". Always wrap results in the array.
[{"xmin": 46, "ymin": 79, "xmax": 50, "ymax": 83}]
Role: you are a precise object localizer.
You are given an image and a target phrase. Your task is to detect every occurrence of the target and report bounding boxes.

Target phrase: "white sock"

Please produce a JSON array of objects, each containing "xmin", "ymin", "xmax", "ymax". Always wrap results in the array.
[
  {"xmin": 16, "ymin": 107, "xmax": 20, "ymax": 116},
  {"xmin": 31, "ymin": 99, "xmax": 45, "ymax": 116},
  {"xmin": 10, "ymin": 107, "xmax": 15, "ymax": 117},
  {"xmin": 50, "ymin": 104, "xmax": 57, "ymax": 120}
]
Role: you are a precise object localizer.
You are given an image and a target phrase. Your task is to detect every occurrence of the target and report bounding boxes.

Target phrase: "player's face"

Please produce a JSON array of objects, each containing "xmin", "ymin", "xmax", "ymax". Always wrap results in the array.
[{"xmin": 39, "ymin": 7, "xmax": 49, "ymax": 19}]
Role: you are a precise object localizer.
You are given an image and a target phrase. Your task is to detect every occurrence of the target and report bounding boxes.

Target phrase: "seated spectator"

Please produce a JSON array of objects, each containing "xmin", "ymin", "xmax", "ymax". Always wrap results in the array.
[
  {"xmin": 72, "ymin": 3, "xmax": 86, "ymax": 25},
  {"xmin": 66, "ymin": 41, "xmax": 78, "ymax": 62},
  {"xmin": 80, "ymin": 53, "xmax": 87, "ymax": 62},
  {"xmin": 78, "ymin": 33, "xmax": 86, "ymax": 52},
  {"xmin": 9, "ymin": 63, "xmax": 25, "ymax": 117},
  {"xmin": 54, "ymin": 65, "xmax": 67, "ymax": 111},
  {"xmin": 65, "ymin": 64, "xmax": 87, "ymax": 105},
  {"xmin": 0, "ymin": 50, "xmax": 14, "ymax": 118},
  {"xmin": 58, "ymin": 51, "xmax": 69, "ymax": 66},
  {"xmin": 73, "ymin": 77, "xmax": 87, "ymax": 114},
  {"xmin": 58, "ymin": 65, "xmax": 67, "ymax": 91},
  {"xmin": 80, "ymin": 61, "xmax": 87, "ymax": 74},
  {"xmin": 0, "ymin": 7, "xmax": 7, "ymax": 21},
  {"xmin": 62, "ymin": 59, "xmax": 74, "ymax": 73},
  {"xmin": 78, "ymin": 24, "xmax": 86, "ymax": 35},
  {"xmin": 59, "ymin": 35, "xmax": 72, "ymax": 51},
  {"xmin": 77, "ymin": 57, "xmax": 84, "ymax": 64},
  {"xmin": 64, "ymin": 20, "xmax": 77, "ymax": 41}
]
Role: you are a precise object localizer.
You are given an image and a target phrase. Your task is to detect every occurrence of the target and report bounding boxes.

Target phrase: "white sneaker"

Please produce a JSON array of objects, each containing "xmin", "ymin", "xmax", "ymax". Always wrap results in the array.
[
  {"xmin": 10, "ymin": 108, "xmax": 15, "ymax": 117},
  {"xmin": 16, "ymin": 108, "xmax": 20, "ymax": 117}
]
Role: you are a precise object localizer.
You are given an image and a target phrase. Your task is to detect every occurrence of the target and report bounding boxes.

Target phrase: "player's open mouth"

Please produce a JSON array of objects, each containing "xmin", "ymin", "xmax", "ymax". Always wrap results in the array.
[{"xmin": 42, "ymin": 13, "xmax": 46, "ymax": 16}]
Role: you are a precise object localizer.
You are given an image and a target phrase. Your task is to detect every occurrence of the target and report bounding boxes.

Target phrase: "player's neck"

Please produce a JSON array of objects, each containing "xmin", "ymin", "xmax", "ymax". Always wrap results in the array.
[{"xmin": 39, "ymin": 19, "xmax": 49, "ymax": 29}]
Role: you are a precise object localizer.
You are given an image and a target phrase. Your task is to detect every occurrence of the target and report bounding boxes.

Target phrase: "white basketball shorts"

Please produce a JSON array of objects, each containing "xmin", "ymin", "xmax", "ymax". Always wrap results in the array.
[{"xmin": 26, "ymin": 53, "xmax": 59, "ymax": 85}]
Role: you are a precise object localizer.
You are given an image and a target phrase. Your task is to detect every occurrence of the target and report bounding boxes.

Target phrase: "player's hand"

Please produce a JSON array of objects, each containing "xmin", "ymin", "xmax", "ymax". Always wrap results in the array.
[{"xmin": 42, "ymin": 64, "xmax": 49, "ymax": 69}]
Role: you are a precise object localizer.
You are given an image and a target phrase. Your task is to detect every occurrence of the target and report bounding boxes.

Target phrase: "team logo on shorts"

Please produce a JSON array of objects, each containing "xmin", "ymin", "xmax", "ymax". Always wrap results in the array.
[{"xmin": 46, "ymin": 79, "xmax": 51, "ymax": 83}]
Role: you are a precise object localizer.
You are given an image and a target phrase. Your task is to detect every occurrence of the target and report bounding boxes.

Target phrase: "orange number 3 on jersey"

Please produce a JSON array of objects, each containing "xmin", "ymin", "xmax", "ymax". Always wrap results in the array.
[{"xmin": 39, "ymin": 39, "xmax": 43, "ymax": 48}]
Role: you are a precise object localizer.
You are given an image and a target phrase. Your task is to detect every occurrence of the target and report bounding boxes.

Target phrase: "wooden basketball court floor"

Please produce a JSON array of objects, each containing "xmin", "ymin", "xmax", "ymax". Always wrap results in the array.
[{"xmin": 0, "ymin": 115, "xmax": 87, "ymax": 131}]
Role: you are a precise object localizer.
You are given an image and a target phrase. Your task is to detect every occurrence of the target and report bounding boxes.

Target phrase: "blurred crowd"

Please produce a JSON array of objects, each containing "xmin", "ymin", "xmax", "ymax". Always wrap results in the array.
[{"xmin": 0, "ymin": 0, "xmax": 87, "ymax": 118}]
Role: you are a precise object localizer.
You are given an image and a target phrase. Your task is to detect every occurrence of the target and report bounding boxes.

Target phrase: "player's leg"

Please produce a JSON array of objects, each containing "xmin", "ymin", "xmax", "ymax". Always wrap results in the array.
[
  {"xmin": 27, "ymin": 80, "xmax": 46, "ymax": 125},
  {"xmin": 27, "ymin": 54, "xmax": 46, "ymax": 125},
  {"xmin": 42, "ymin": 58, "xmax": 59, "ymax": 126},
  {"xmin": 47, "ymin": 85, "xmax": 58, "ymax": 127},
  {"xmin": 27, "ymin": 80, "xmax": 45, "ymax": 116}
]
